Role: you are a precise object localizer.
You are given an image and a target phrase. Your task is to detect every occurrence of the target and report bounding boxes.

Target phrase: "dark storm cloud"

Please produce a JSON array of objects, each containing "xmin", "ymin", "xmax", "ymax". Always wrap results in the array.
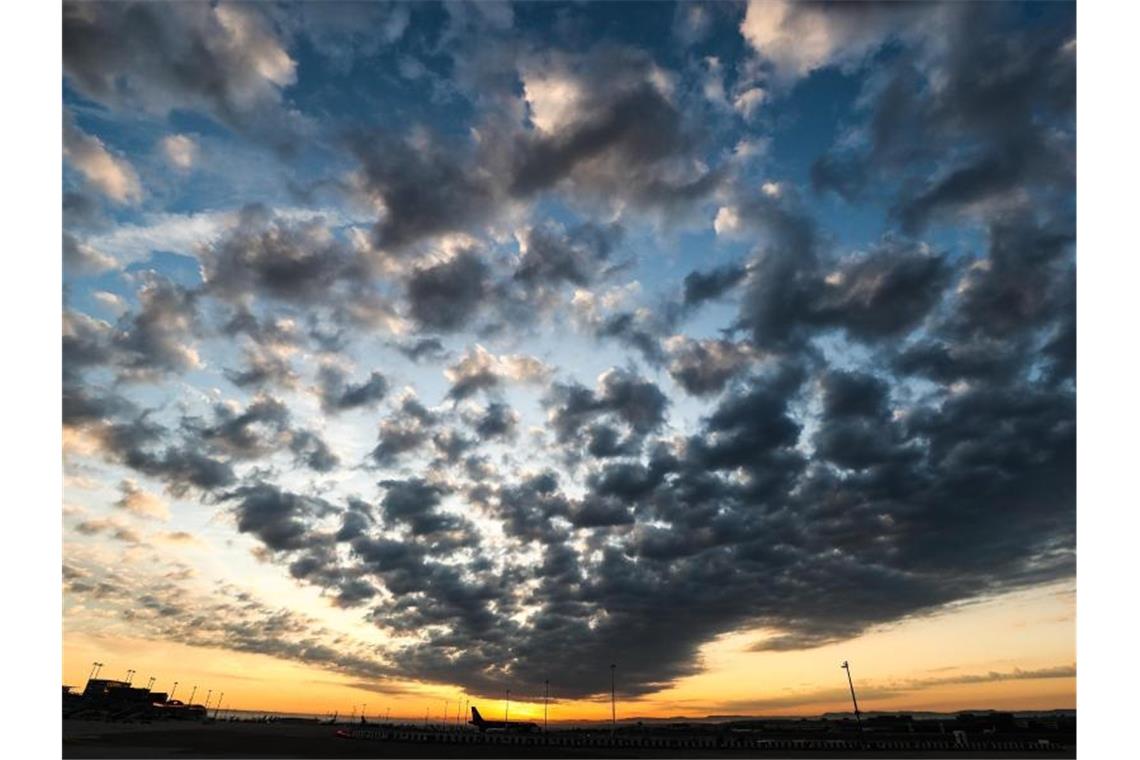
[
  {"xmin": 682, "ymin": 262, "xmax": 750, "ymax": 307},
  {"xmin": 584, "ymin": 424, "xmax": 641, "ymax": 459},
  {"xmin": 289, "ymin": 430, "xmax": 340, "ymax": 473},
  {"xmin": 819, "ymin": 370, "xmax": 890, "ymax": 420},
  {"xmin": 348, "ymin": 44, "xmax": 723, "ymax": 252},
  {"xmin": 470, "ymin": 402, "xmax": 518, "ymax": 441},
  {"xmin": 514, "ymin": 221, "xmax": 624, "ymax": 289},
  {"xmin": 371, "ymin": 395, "xmax": 439, "ymax": 466},
  {"xmin": 112, "ymin": 274, "xmax": 202, "ymax": 381},
  {"xmin": 224, "ymin": 347, "xmax": 298, "ymax": 390},
  {"xmin": 62, "ymin": 310, "xmax": 114, "ymax": 381},
  {"xmin": 350, "ymin": 130, "xmax": 503, "ymax": 252},
  {"xmin": 893, "ymin": 338, "xmax": 1020, "ymax": 385},
  {"xmin": 811, "ymin": 2, "xmax": 1074, "ymax": 233},
  {"xmin": 593, "ymin": 310, "xmax": 670, "ymax": 366},
  {"xmin": 946, "ymin": 212, "xmax": 1075, "ymax": 341},
  {"xmin": 181, "ymin": 396, "xmax": 339, "ymax": 475},
  {"xmin": 405, "ymin": 251, "xmax": 491, "ymax": 331},
  {"xmin": 122, "ymin": 444, "xmax": 237, "ymax": 497},
  {"xmin": 63, "ymin": 1, "xmax": 300, "ymax": 138},
  {"xmin": 202, "ymin": 206, "xmax": 364, "ymax": 305},
  {"xmin": 63, "ymin": 378, "xmax": 238, "ymax": 497},
  {"xmin": 545, "ymin": 369, "xmax": 670, "ymax": 446},
  {"xmin": 223, "ymin": 483, "xmax": 336, "ymax": 553},
  {"xmin": 507, "ymin": 46, "xmax": 723, "ymax": 212},
  {"xmin": 316, "ymin": 365, "xmax": 389, "ymax": 413},
  {"xmin": 393, "ymin": 336, "xmax": 448, "ymax": 364},
  {"xmin": 63, "ymin": 190, "xmax": 107, "ymax": 231},
  {"xmin": 891, "ymin": 210, "xmax": 1075, "ymax": 389},
  {"xmin": 686, "ymin": 366, "xmax": 805, "ymax": 471},
  {"xmin": 666, "ymin": 338, "xmax": 757, "ymax": 396},
  {"xmin": 734, "ymin": 198, "xmax": 950, "ymax": 349},
  {"xmin": 377, "ymin": 478, "xmax": 470, "ymax": 538},
  {"xmin": 187, "ymin": 397, "xmax": 292, "ymax": 459},
  {"xmin": 62, "ymin": 274, "xmax": 203, "ymax": 385}
]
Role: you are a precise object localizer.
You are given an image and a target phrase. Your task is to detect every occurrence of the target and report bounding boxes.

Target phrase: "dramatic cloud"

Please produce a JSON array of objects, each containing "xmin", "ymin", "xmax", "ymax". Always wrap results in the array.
[
  {"xmin": 405, "ymin": 251, "xmax": 491, "ymax": 331},
  {"xmin": 740, "ymin": 0, "xmax": 932, "ymax": 83},
  {"xmin": 444, "ymin": 345, "xmax": 551, "ymax": 400},
  {"xmin": 62, "ymin": 1, "xmax": 1075, "ymax": 706},
  {"xmin": 317, "ymin": 365, "xmax": 389, "ymax": 413},
  {"xmin": 63, "ymin": 112, "xmax": 142, "ymax": 204},
  {"xmin": 64, "ymin": 1, "xmax": 298, "ymax": 134},
  {"xmin": 161, "ymin": 134, "xmax": 198, "ymax": 170}
]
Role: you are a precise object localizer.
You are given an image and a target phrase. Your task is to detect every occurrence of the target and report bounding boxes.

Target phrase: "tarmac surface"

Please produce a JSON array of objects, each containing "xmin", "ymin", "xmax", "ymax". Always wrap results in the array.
[{"xmin": 62, "ymin": 721, "xmax": 1077, "ymax": 759}]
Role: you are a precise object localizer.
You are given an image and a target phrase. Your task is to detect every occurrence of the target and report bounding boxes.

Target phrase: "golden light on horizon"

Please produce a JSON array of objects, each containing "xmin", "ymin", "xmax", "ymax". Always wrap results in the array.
[{"xmin": 64, "ymin": 580, "xmax": 1074, "ymax": 720}]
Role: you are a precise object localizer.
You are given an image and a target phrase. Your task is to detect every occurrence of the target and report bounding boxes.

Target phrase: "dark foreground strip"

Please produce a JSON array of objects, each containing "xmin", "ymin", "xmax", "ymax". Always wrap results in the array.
[{"xmin": 334, "ymin": 729, "xmax": 1063, "ymax": 752}]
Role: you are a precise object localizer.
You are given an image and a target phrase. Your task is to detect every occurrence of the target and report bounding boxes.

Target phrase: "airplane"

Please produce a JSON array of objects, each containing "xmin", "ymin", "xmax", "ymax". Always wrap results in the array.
[{"xmin": 469, "ymin": 705, "xmax": 539, "ymax": 733}]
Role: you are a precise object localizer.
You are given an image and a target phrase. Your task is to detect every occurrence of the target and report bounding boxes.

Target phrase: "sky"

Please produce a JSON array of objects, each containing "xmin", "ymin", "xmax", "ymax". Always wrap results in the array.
[{"xmin": 61, "ymin": 1, "xmax": 1075, "ymax": 720}]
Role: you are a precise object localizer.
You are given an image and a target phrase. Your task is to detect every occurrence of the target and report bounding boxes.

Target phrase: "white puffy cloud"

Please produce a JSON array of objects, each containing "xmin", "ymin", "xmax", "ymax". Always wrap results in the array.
[
  {"xmin": 161, "ymin": 134, "xmax": 198, "ymax": 170},
  {"xmin": 63, "ymin": 113, "xmax": 142, "ymax": 204},
  {"xmin": 713, "ymin": 206, "xmax": 742, "ymax": 237},
  {"xmin": 733, "ymin": 86, "xmax": 767, "ymax": 118},
  {"xmin": 740, "ymin": 0, "xmax": 927, "ymax": 83},
  {"xmin": 444, "ymin": 345, "xmax": 552, "ymax": 399},
  {"xmin": 522, "ymin": 71, "xmax": 589, "ymax": 135}
]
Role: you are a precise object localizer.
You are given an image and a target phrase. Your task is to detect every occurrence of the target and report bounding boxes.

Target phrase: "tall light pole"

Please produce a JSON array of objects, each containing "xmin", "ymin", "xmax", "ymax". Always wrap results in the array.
[
  {"xmin": 189, "ymin": 685, "xmax": 197, "ymax": 705},
  {"xmin": 544, "ymin": 679, "xmax": 549, "ymax": 733},
  {"xmin": 169, "ymin": 682, "xmax": 179, "ymax": 702},
  {"xmin": 125, "ymin": 669, "xmax": 135, "ymax": 685},
  {"xmin": 214, "ymin": 693, "xmax": 224, "ymax": 720},
  {"xmin": 363, "ymin": 703, "xmax": 368, "ymax": 724},
  {"xmin": 610, "ymin": 664, "xmax": 616, "ymax": 738},
  {"xmin": 146, "ymin": 676, "xmax": 156, "ymax": 691},
  {"xmin": 86, "ymin": 661, "xmax": 102, "ymax": 687},
  {"xmin": 204, "ymin": 689, "xmax": 213, "ymax": 710},
  {"xmin": 505, "ymin": 689, "xmax": 510, "ymax": 724},
  {"xmin": 841, "ymin": 661, "xmax": 864, "ymax": 741}
]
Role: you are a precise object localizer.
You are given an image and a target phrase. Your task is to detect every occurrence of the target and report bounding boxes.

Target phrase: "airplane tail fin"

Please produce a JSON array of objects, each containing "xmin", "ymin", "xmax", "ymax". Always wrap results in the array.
[{"xmin": 471, "ymin": 706, "xmax": 484, "ymax": 724}]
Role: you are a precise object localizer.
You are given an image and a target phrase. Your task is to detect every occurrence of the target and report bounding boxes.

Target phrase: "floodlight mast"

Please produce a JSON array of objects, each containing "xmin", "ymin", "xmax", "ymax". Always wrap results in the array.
[
  {"xmin": 86, "ymin": 661, "xmax": 101, "ymax": 687},
  {"xmin": 610, "ymin": 664, "xmax": 616, "ymax": 737},
  {"xmin": 841, "ymin": 661, "xmax": 864, "ymax": 740}
]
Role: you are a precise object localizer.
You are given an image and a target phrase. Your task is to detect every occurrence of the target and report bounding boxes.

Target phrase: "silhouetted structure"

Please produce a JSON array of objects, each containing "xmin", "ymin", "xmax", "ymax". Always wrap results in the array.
[{"xmin": 64, "ymin": 677, "xmax": 206, "ymax": 721}]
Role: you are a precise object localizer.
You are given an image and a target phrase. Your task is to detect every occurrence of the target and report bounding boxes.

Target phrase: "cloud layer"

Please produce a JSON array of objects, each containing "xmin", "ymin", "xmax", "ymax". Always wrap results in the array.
[{"xmin": 62, "ymin": 1, "xmax": 1075, "ymax": 703}]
